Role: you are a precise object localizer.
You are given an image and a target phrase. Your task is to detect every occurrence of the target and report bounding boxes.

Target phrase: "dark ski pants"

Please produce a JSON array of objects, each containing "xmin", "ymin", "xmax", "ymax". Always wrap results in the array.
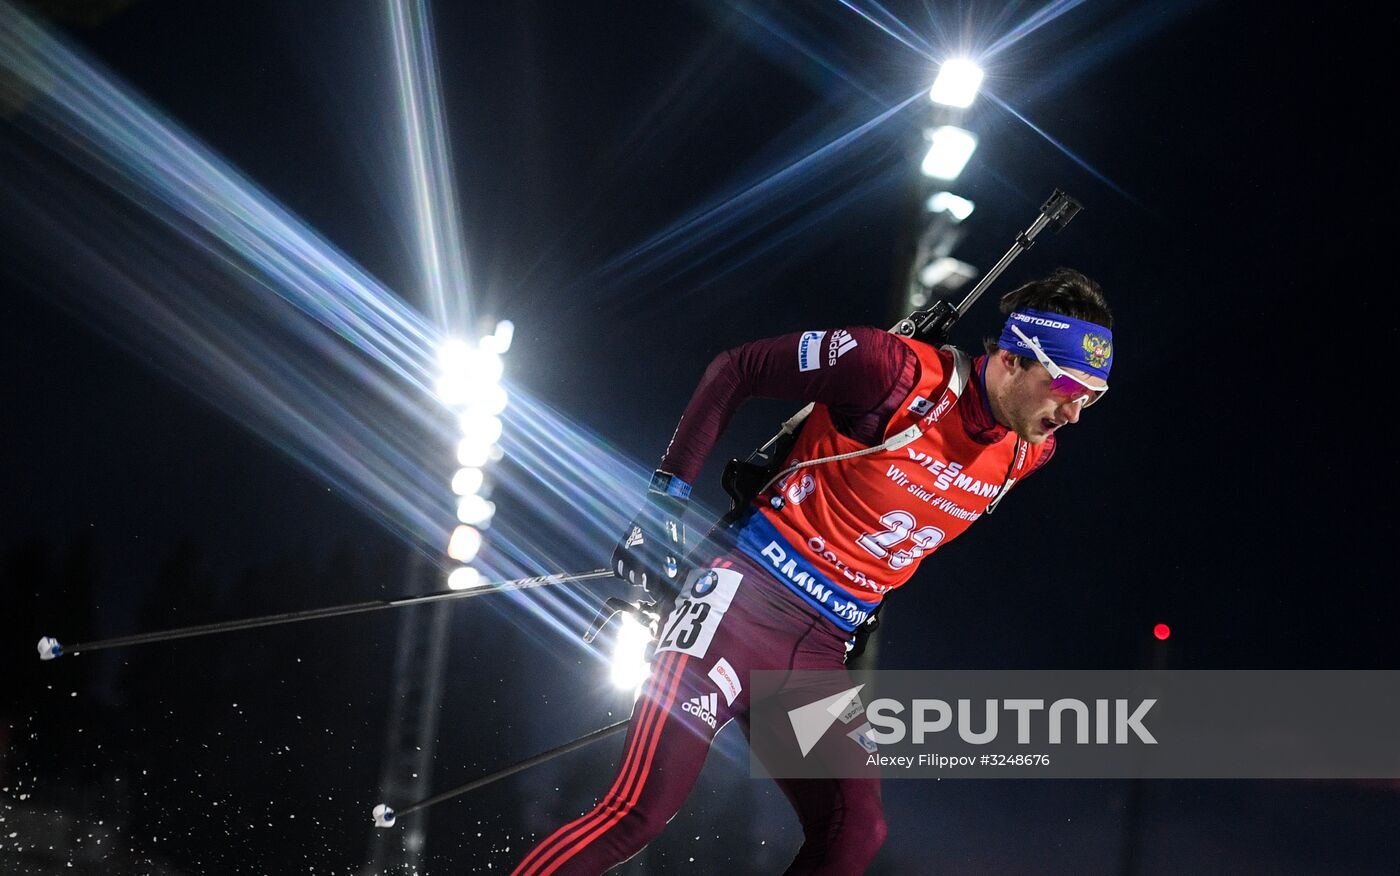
[{"xmin": 511, "ymin": 553, "xmax": 886, "ymax": 875}]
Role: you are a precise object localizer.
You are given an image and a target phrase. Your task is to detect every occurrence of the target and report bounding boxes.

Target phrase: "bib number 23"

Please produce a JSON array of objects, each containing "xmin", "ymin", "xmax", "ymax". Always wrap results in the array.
[
  {"xmin": 855, "ymin": 510, "xmax": 944, "ymax": 570},
  {"xmin": 656, "ymin": 567, "xmax": 743, "ymax": 659}
]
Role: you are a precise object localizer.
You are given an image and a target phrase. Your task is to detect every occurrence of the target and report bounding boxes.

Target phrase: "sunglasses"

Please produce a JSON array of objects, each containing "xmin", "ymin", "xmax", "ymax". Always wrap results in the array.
[{"xmin": 1009, "ymin": 325, "xmax": 1108, "ymax": 408}]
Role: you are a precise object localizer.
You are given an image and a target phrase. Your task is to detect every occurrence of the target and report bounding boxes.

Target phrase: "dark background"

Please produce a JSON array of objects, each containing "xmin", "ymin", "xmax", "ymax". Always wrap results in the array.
[{"xmin": 2, "ymin": 0, "xmax": 1397, "ymax": 873}]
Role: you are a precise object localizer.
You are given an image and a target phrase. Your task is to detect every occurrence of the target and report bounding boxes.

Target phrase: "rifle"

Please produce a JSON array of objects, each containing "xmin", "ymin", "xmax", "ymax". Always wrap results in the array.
[{"xmin": 719, "ymin": 189, "xmax": 1082, "ymax": 522}]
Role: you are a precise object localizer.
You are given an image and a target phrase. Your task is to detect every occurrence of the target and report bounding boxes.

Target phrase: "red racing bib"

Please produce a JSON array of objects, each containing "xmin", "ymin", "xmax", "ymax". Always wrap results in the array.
[{"xmin": 732, "ymin": 337, "xmax": 1044, "ymax": 630}]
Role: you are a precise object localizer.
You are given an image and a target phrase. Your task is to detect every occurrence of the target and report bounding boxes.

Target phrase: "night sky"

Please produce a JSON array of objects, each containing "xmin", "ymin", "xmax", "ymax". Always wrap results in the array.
[{"xmin": 3, "ymin": 1, "xmax": 1398, "ymax": 874}]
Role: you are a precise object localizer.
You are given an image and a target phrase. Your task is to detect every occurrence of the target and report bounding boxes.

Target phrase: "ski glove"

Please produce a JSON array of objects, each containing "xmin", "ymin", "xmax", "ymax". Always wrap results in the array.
[{"xmin": 612, "ymin": 470, "xmax": 690, "ymax": 595}]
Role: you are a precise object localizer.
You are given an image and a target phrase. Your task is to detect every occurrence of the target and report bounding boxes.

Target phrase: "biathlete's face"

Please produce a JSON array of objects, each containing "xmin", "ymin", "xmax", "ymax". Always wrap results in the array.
[{"xmin": 998, "ymin": 357, "xmax": 1099, "ymax": 444}]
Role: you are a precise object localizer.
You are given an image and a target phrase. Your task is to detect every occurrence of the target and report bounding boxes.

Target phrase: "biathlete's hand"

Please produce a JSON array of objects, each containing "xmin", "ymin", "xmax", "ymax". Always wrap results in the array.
[{"xmin": 612, "ymin": 470, "xmax": 690, "ymax": 595}]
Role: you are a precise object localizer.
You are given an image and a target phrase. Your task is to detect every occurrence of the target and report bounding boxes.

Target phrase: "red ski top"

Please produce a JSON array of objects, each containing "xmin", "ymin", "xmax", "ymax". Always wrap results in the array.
[{"xmin": 660, "ymin": 327, "xmax": 1055, "ymax": 631}]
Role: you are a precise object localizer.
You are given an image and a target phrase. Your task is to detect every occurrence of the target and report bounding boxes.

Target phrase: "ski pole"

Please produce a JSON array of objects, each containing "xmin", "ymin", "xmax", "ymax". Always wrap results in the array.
[
  {"xmin": 371, "ymin": 719, "xmax": 631, "ymax": 827},
  {"xmin": 36, "ymin": 568, "xmax": 613, "ymax": 660}
]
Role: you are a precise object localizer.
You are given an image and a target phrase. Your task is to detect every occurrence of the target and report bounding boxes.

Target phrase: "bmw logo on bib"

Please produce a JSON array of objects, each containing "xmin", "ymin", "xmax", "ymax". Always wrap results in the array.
[{"xmin": 692, "ymin": 570, "xmax": 720, "ymax": 598}]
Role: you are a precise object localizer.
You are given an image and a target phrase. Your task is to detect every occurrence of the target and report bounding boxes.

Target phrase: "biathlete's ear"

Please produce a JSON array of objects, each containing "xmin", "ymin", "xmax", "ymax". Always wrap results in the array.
[
  {"xmin": 1008, "ymin": 348, "xmax": 1037, "ymax": 371},
  {"xmin": 991, "ymin": 347, "xmax": 1019, "ymax": 372}
]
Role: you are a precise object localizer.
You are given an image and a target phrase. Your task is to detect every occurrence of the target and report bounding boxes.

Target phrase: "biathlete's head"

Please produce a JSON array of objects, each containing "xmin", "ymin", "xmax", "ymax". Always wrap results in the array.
[{"xmin": 982, "ymin": 267, "xmax": 1114, "ymax": 444}]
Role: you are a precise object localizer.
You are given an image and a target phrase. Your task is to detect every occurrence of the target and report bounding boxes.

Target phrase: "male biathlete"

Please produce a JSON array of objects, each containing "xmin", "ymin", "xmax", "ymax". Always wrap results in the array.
[{"xmin": 512, "ymin": 268, "xmax": 1115, "ymax": 874}]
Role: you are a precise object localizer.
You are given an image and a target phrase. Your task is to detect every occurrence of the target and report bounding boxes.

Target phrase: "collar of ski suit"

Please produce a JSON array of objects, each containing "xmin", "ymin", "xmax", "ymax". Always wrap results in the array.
[{"xmin": 963, "ymin": 353, "xmax": 1011, "ymax": 445}]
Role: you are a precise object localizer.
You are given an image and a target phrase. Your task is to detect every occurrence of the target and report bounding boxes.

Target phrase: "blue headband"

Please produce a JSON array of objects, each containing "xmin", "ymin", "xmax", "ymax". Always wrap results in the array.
[{"xmin": 997, "ymin": 308, "xmax": 1114, "ymax": 382}]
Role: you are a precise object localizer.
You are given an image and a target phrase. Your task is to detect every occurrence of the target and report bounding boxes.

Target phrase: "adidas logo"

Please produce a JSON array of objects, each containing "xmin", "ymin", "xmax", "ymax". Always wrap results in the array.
[
  {"xmin": 828, "ymin": 330, "xmax": 858, "ymax": 366},
  {"xmin": 681, "ymin": 692, "xmax": 718, "ymax": 729},
  {"xmin": 624, "ymin": 526, "xmax": 644, "ymax": 549}
]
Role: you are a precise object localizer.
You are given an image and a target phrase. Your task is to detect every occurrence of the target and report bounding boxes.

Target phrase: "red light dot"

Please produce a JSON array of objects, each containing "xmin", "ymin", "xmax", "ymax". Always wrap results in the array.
[{"xmin": 1153, "ymin": 623, "xmax": 1171, "ymax": 641}]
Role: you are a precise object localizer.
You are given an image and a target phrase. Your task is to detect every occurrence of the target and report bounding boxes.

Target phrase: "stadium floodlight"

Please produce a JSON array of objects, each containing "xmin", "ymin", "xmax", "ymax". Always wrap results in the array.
[
  {"xmin": 451, "ymin": 466, "xmax": 484, "ymax": 496},
  {"xmin": 926, "ymin": 191, "xmax": 975, "ymax": 222},
  {"xmin": 929, "ymin": 58, "xmax": 984, "ymax": 108},
  {"xmin": 447, "ymin": 524, "xmax": 482, "ymax": 563},
  {"xmin": 448, "ymin": 378, "xmax": 500, "ymax": 412},
  {"xmin": 440, "ymin": 323, "xmax": 514, "ymax": 590},
  {"xmin": 446, "ymin": 566, "xmax": 483, "ymax": 591},
  {"xmin": 918, "ymin": 256, "xmax": 979, "ymax": 291},
  {"xmin": 437, "ymin": 337, "xmax": 472, "ymax": 372},
  {"xmin": 610, "ymin": 614, "xmax": 653, "ymax": 689},
  {"xmin": 434, "ymin": 373, "xmax": 470, "ymax": 407},
  {"xmin": 435, "ymin": 338, "xmax": 480, "ymax": 405},
  {"xmin": 921, "ymin": 126, "xmax": 978, "ymax": 180},
  {"xmin": 456, "ymin": 424, "xmax": 501, "ymax": 471},
  {"xmin": 456, "ymin": 494, "xmax": 496, "ymax": 527},
  {"xmin": 456, "ymin": 439, "xmax": 491, "ymax": 468},
  {"xmin": 473, "ymin": 347, "xmax": 504, "ymax": 383},
  {"xmin": 467, "ymin": 383, "xmax": 508, "ymax": 417},
  {"xmin": 459, "ymin": 413, "xmax": 504, "ymax": 448},
  {"xmin": 481, "ymin": 319, "xmax": 514, "ymax": 355}
]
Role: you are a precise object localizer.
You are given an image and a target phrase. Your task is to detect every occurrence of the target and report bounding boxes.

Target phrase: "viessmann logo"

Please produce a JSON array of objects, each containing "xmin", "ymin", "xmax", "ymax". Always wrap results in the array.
[
  {"xmin": 788, "ymin": 686, "xmax": 1158, "ymax": 756},
  {"xmin": 906, "ymin": 449, "xmax": 1002, "ymax": 498}
]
